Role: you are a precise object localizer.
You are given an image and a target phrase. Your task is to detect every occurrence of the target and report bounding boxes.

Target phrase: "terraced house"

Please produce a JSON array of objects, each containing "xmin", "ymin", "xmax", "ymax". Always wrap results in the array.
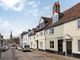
[
  {"xmin": 19, "ymin": 31, "xmax": 28, "ymax": 46},
  {"xmin": 20, "ymin": 1, "xmax": 80, "ymax": 58}
]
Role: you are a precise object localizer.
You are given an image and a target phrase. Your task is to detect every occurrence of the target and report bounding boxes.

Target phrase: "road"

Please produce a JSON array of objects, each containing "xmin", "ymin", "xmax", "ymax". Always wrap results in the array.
[
  {"xmin": 0, "ymin": 47, "xmax": 80, "ymax": 60},
  {"xmin": 0, "ymin": 47, "xmax": 17, "ymax": 60}
]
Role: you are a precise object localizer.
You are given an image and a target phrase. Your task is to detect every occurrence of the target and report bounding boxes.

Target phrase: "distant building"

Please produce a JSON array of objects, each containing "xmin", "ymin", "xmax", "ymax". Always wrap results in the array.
[
  {"xmin": 19, "ymin": 31, "xmax": 28, "ymax": 46},
  {"xmin": 10, "ymin": 31, "xmax": 13, "ymax": 40},
  {"xmin": 0, "ymin": 33, "xmax": 4, "ymax": 46}
]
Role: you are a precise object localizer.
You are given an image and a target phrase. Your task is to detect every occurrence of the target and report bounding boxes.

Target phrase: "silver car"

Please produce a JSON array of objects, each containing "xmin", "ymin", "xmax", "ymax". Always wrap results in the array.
[
  {"xmin": 0, "ymin": 45, "xmax": 9, "ymax": 52},
  {"xmin": 22, "ymin": 44, "xmax": 30, "ymax": 52},
  {"xmin": 3, "ymin": 45, "xmax": 9, "ymax": 50}
]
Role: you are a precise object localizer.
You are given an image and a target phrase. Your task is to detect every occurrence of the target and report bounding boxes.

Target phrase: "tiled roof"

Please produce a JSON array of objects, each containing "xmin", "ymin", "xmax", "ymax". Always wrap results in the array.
[
  {"xmin": 47, "ymin": 2, "xmax": 80, "ymax": 29},
  {"xmin": 60, "ymin": 3, "xmax": 80, "ymax": 21}
]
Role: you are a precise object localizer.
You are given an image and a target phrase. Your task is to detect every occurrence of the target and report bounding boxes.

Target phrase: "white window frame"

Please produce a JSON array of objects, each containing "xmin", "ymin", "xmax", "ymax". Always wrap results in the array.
[
  {"xmin": 50, "ymin": 41, "xmax": 54, "ymax": 48},
  {"xmin": 78, "ymin": 19, "xmax": 80, "ymax": 28},
  {"xmin": 49, "ymin": 28, "xmax": 54, "ymax": 34}
]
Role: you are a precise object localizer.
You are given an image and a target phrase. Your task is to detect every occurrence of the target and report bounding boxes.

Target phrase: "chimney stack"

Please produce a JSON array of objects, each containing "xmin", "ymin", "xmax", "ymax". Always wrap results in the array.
[
  {"xmin": 53, "ymin": 1, "xmax": 60, "ymax": 14},
  {"xmin": 52, "ymin": 1, "xmax": 60, "ymax": 23}
]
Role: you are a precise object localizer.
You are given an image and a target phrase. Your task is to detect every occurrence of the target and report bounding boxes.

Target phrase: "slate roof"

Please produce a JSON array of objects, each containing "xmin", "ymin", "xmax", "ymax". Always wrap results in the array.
[
  {"xmin": 35, "ymin": 17, "xmax": 52, "ymax": 32},
  {"xmin": 47, "ymin": 2, "xmax": 80, "ymax": 29}
]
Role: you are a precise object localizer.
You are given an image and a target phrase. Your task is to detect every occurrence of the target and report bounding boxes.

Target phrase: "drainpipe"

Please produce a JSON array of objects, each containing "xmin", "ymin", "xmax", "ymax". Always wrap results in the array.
[{"xmin": 44, "ymin": 30, "xmax": 46, "ymax": 52}]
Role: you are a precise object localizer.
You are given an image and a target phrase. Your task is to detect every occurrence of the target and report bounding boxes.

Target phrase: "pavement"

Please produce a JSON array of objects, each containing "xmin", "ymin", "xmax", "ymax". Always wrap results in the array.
[{"xmin": 0, "ymin": 48, "xmax": 80, "ymax": 60}]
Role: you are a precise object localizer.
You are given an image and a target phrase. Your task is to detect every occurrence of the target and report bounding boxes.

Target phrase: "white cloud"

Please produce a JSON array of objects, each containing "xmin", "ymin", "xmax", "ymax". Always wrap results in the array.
[
  {"xmin": 0, "ymin": 19, "xmax": 11, "ymax": 28},
  {"xmin": 24, "ymin": 8, "xmax": 38, "ymax": 17},
  {"xmin": 32, "ymin": 3, "xmax": 37, "ymax": 8},
  {"xmin": 0, "ymin": 0, "xmax": 42, "ymax": 17},
  {"xmin": 0, "ymin": 19, "xmax": 25, "ymax": 38},
  {"xmin": 0, "ymin": 0, "xmax": 40, "ymax": 17},
  {"xmin": 0, "ymin": 19, "xmax": 12, "ymax": 38},
  {"xmin": 24, "ymin": 0, "xmax": 39, "ymax": 17},
  {"xmin": 27, "ymin": 1, "xmax": 35, "ymax": 5},
  {"xmin": 43, "ymin": 4, "xmax": 51, "ymax": 10},
  {"xmin": 28, "ymin": 1, "xmax": 38, "ymax": 8},
  {"xmin": 41, "ymin": 4, "xmax": 52, "ymax": 17},
  {"xmin": 0, "ymin": 0, "xmax": 26, "ymax": 11},
  {"xmin": 31, "ymin": 9, "xmax": 38, "ymax": 17},
  {"xmin": 43, "ymin": 6, "xmax": 50, "ymax": 10}
]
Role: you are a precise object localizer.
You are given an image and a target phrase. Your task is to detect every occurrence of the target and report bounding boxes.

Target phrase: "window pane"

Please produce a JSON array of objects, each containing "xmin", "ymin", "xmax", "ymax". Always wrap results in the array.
[
  {"xmin": 78, "ymin": 20, "xmax": 80, "ymax": 28},
  {"xmin": 50, "ymin": 41, "xmax": 54, "ymax": 48},
  {"xmin": 49, "ymin": 28, "xmax": 54, "ymax": 34}
]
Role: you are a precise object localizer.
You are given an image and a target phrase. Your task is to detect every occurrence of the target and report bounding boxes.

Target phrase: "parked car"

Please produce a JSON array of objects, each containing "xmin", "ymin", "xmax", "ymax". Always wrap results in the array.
[
  {"xmin": 3, "ymin": 45, "xmax": 9, "ymax": 50},
  {"xmin": 21, "ymin": 43, "xmax": 30, "ymax": 52},
  {"xmin": 12, "ymin": 44, "xmax": 16, "ymax": 47},
  {"xmin": 0, "ymin": 47, "xmax": 5, "ymax": 52},
  {"xmin": 0, "ymin": 45, "xmax": 9, "ymax": 52}
]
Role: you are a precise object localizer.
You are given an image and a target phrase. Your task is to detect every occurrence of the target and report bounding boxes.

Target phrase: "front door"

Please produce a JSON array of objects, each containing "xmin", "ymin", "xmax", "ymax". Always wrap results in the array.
[
  {"xmin": 36, "ymin": 40, "xmax": 38, "ymax": 49},
  {"xmin": 58, "ymin": 40, "xmax": 63, "ymax": 54},
  {"xmin": 66, "ymin": 41, "xmax": 72, "ymax": 56}
]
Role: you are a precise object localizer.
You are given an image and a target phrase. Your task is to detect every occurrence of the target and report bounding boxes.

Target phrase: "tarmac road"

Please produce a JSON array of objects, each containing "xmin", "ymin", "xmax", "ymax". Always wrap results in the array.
[
  {"xmin": 0, "ymin": 47, "xmax": 18, "ymax": 60},
  {"xmin": 0, "ymin": 47, "xmax": 79, "ymax": 60}
]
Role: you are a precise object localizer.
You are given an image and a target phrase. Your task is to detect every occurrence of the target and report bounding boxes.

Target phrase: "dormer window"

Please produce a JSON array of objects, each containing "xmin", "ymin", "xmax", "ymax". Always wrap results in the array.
[
  {"xmin": 52, "ymin": 13, "xmax": 59, "ymax": 23},
  {"xmin": 45, "ymin": 28, "xmax": 54, "ymax": 35},
  {"xmin": 49, "ymin": 28, "xmax": 54, "ymax": 34},
  {"xmin": 39, "ymin": 22, "xmax": 44, "ymax": 28},
  {"xmin": 38, "ymin": 17, "xmax": 45, "ymax": 28}
]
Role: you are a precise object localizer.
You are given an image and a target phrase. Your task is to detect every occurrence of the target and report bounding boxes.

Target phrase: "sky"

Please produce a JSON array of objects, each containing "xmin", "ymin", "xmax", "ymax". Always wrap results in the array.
[{"xmin": 0, "ymin": 0, "xmax": 80, "ymax": 39}]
